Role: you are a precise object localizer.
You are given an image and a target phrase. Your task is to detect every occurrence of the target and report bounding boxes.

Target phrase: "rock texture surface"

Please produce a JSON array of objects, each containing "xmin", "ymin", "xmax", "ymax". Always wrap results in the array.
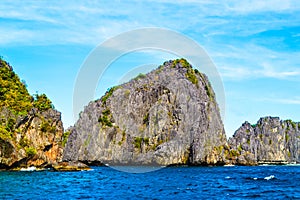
[
  {"xmin": 53, "ymin": 161, "xmax": 90, "ymax": 171},
  {"xmin": 0, "ymin": 108, "xmax": 64, "ymax": 169},
  {"xmin": 3, "ymin": 57, "xmax": 299, "ymax": 168},
  {"xmin": 64, "ymin": 59, "xmax": 227, "ymax": 166},
  {"xmin": 228, "ymin": 117, "xmax": 300, "ymax": 165},
  {"xmin": 0, "ymin": 59, "xmax": 64, "ymax": 169}
]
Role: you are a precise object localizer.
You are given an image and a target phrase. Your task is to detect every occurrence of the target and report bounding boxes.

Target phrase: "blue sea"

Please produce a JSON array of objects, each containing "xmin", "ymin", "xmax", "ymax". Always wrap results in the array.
[{"xmin": 1, "ymin": 166, "xmax": 300, "ymax": 199}]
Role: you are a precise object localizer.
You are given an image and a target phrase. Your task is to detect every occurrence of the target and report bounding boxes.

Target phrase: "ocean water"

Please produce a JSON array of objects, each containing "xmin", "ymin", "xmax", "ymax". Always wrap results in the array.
[{"xmin": 1, "ymin": 166, "xmax": 300, "ymax": 199}]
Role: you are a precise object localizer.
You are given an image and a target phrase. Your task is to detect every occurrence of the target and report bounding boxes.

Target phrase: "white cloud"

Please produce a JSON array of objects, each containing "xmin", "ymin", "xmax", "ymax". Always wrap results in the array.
[
  {"xmin": 260, "ymin": 62, "xmax": 300, "ymax": 79},
  {"xmin": 0, "ymin": 29, "xmax": 34, "ymax": 45},
  {"xmin": 219, "ymin": 63, "xmax": 300, "ymax": 80},
  {"xmin": 0, "ymin": 0, "xmax": 299, "ymax": 85},
  {"xmin": 225, "ymin": 0, "xmax": 292, "ymax": 13},
  {"xmin": 257, "ymin": 97, "xmax": 300, "ymax": 105},
  {"xmin": 218, "ymin": 65, "xmax": 251, "ymax": 80},
  {"xmin": 277, "ymin": 98, "xmax": 300, "ymax": 105},
  {"xmin": 210, "ymin": 43, "xmax": 300, "ymax": 81},
  {"xmin": 0, "ymin": 0, "xmax": 299, "ymax": 46},
  {"xmin": 0, "ymin": 1, "xmax": 145, "ymax": 45},
  {"xmin": 0, "ymin": 3, "xmax": 61, "ymax": 24}
]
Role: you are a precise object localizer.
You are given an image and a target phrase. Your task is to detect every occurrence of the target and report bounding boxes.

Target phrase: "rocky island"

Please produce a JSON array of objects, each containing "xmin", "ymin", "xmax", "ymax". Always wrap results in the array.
[
  {"xmin": 229, "ymin": 116, "xmax": 300, "ymax": 165},
  {"xmin": 63, "ymin": 59, "xmax": 228, "ymax": 166},
  {"xmin": 1, "ymin": 57, "xmax": 299, "ymax": 170}
]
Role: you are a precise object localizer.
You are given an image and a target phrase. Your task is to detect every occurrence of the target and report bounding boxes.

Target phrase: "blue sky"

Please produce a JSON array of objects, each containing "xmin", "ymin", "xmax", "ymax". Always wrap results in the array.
[{"xmin": 0, "ymin": 1, "xmax": 299, "ymax": 137}]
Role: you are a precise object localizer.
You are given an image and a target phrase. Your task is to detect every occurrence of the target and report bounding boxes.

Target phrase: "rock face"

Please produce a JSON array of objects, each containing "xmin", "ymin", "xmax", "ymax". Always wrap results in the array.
[
  {"xmin": 0, "ymin": 108, "xmax": 64, "ymax": 169},
  {"xmin": 229, "ymin": 117, "xmax": 300, "ymax": 165},
  {"xmin": 0, "ymin": 59, "xmax": 64, "ymax": 169},
  {"xmin": 4, "ymin": 57, "xmax": 300, "ymax": 168},
  {"xmin": 63, "ymin": 59, "xmax": 227, "ymax": 166}
]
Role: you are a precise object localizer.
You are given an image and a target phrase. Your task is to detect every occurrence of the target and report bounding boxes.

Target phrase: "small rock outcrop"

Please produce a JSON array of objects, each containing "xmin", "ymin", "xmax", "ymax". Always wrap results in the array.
[
  {"xmin": 0, "ymin": 58, "xmax": 64, "ymax": 169},
  {"xmin": 228, "ymin": 117, "xmax": 300, "ymax": 165},
  {"xmin": 53, "ymin": 161, "xmax": 90, "ymax": 171},
  {"xmin": 63, "ymin": 59, "xmax": 227, "ymax": 166}
]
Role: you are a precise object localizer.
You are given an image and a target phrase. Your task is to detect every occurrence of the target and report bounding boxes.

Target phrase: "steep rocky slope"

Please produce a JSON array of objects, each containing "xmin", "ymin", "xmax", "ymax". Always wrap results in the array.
[
  {"xmin": 3, "ymin": 56, "xmax": 298, "ymax": 169},
  {"xmin": 63, "ymin": 59, "xmax": 227, "ymax": 166},
  {"xmin": 0, "ymin": 58, "xmax": 64, "ymax": 169},
  {"xmin": 229, "ymin": 117, "xmax": 300, "ymax": 165}
]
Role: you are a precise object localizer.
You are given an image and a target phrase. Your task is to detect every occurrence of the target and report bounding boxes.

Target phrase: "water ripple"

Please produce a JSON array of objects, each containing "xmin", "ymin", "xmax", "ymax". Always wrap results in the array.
[{"xmin": 0, "ymin": 166, "xmax": 300, "ymax": 199}]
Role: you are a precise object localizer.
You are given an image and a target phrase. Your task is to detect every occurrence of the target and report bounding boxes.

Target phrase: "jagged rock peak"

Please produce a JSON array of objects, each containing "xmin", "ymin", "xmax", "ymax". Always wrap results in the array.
[{"xmin": 63, "ymin": 58, "xmax": 227, "ymax": 166}]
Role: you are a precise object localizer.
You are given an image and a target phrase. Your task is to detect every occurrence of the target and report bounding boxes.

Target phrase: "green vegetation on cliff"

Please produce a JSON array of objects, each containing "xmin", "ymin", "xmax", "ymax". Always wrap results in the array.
[
  {"xmin": 0, "ymin": 58, "xmax": 53, "ymax": 115},
  {"xmin": 170, "ymin": 58, "xmax": 199, "ymax": 86},
  {"xmin": 0, "ymin": 58, "xmax": 55, "ymax": 140},
  {"xmin": 62, "ymin": 131, "xmax": 71, "ymax": 147},
  {"xmin": 0, "ymin": 59, "xmax": 32, "ymax": 116},
  {"xmin": 102, "ymin": 86, "xmax": 121, "ymax": 104},
  {"xmin": 33, "ymin": 94, "xmax": 54, "ymax": 111},
  {"xmin": 0, "ymin": 57, "xmax": 64, "ymax": 169},
  {"xmin": 63, "ymin": 58, "xmax": 227, "ymax": 166}
]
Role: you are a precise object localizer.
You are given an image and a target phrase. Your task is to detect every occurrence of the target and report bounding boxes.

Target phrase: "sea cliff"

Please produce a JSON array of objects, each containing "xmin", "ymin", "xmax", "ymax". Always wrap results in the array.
[
  {"xmin": 228, "ymin": 117, "xmax": 300, "ymax": 165},
  {"xmin": 0, "ymin": 59, "xmax": 64, "ymax": 169},
  {"xmin": 63, "ymin": 59, "xmax": 227, "ymax": 166},
  {"xmin": 1, "ymin": 57, "xmax": 299, "ymax": 169}
]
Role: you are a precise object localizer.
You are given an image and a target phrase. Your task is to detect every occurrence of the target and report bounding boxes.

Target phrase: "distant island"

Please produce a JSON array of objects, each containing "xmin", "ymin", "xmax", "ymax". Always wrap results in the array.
[{"xmin": 0, "ymin": 57, "xmax": 299, "ymax": 170}]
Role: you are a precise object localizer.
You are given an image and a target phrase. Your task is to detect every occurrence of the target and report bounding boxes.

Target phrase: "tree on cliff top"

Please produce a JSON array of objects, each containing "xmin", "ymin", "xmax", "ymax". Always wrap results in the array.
[
  {"xmin": 0, "ymin": 58, "xmax": 33, "ymax": 116},
  {"xmin": 0, "ymin": 58, "xmax": 54, "ymax": 115},
  {"xmin": 33, "ymin": 93, "xmax": 54, "ymax": 111}
]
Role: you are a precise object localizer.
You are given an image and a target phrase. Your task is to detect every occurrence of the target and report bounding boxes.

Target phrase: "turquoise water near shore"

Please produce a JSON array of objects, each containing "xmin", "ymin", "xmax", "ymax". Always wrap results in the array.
[{"xmin": 1, "ymin": 166, "xmax": 300, "ymax": 199}]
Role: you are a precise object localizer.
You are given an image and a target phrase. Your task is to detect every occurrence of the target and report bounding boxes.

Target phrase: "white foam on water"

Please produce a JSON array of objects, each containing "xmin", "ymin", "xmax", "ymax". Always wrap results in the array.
[
  {"xmin": 264, "ymin": 175, "xmax": 275, "ymax": 180},
  {"xmin": 20, "ymin": 166, "xmax": 36, "ymax": 171},
  {"xmin": 224, "ymin": 164, "xmax": 235, "ymax": 167}
]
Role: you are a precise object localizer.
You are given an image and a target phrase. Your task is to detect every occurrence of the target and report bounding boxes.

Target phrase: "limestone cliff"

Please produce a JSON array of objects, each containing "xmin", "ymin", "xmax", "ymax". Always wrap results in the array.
[
  {"xmin": 63, "ymin": 59, "xmax": 227, "ymax": 166},
  {"xmin": 228, "ymin": 117, "xmax": 300, "ymax": 165},
  {"xmin": 0, "ymin": 58, "xmax": 64, "ymax": 169}
]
